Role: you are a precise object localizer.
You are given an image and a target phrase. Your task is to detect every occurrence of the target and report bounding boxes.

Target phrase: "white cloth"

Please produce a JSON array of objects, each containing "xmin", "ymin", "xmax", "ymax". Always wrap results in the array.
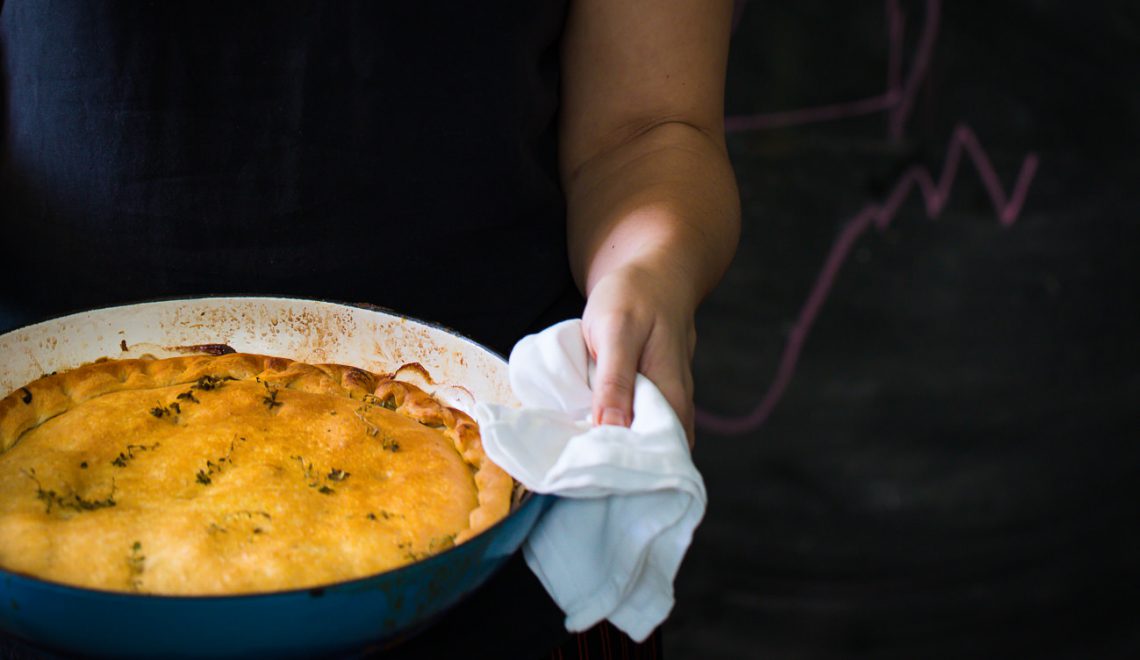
[{"xmin": 473, "ymin": 319, "xmax": 707, "ymax": 643}]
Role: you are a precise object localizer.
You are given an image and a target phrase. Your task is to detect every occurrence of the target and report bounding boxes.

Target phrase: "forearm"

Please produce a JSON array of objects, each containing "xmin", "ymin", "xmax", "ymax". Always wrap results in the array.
[
  {"xmin": 558, "ymin": 0, "xmax": 736, "ymax": 435},
  {"xmin": 564, "ymin": 120, "xmax": 740, "ymax": 313}
]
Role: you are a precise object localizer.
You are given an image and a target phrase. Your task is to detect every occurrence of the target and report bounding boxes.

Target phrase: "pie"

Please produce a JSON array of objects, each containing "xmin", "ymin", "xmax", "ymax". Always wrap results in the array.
[{"xmin": 0, "ymin": 352, "xmax": 512, "ymax": 595}]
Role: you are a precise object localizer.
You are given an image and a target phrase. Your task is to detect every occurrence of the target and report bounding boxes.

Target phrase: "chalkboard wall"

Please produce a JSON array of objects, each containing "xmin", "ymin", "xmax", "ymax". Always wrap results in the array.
[{"xmin": 674, "ymin": 1, "xmax": 1139, "ymax": 657}]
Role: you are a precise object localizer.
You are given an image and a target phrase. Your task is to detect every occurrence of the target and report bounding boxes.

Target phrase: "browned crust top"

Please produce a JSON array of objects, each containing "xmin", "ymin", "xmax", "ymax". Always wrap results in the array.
[{"xmin": 0, "ymin": 352, "xmax": 511, "ymax": 548}]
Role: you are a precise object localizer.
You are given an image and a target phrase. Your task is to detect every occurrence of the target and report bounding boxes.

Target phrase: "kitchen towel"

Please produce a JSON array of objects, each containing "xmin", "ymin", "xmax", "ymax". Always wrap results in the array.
[{"xmin": 474, "ymin": 319, "xmax": 707, "ymax": 642}]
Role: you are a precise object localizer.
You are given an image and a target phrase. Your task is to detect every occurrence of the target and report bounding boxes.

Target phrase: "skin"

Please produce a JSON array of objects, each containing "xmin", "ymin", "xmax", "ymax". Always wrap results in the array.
[{"xmin": 560, "ymin": 0, "xmax": 741, "ymax": 443}]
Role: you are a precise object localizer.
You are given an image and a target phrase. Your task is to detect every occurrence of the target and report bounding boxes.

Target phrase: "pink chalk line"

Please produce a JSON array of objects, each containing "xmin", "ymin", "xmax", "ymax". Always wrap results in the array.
[
  {"xmin": 725, "ymin": 91, "xmax": 901, "ymax": 132},
  {"xmin": 724, "ymin": 0, "xmax": 939, "ymax": 140},
  {"xmin": 697, "ymin": 126, "xmax": 1039, "ymax": 435},
  {"xmin": 888, "ymin": 0, "xmax": 940, "ymax": 141},
  {"xmin": 698, "ymin": 0, "xmax": 1039, "ymax": 434}
]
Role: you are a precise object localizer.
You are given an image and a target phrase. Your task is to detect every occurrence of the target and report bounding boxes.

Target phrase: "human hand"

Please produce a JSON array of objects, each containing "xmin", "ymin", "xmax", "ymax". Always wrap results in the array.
[{"xmin": 581, "ymin": 263, "xmax": 697, "ymax": 445}]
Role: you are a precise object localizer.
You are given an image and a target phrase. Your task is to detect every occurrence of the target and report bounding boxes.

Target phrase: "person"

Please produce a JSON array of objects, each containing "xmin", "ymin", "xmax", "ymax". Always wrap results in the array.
[{"xmin": 0, "ymin": 1, "xmax": 739, "ymax": 656}]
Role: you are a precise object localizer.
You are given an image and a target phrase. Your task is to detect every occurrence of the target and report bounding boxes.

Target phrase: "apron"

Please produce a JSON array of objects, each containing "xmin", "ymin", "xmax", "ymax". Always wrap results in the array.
[{"xmin": 0, "ymin": 0, "xmax": 581, "ymax": 356}]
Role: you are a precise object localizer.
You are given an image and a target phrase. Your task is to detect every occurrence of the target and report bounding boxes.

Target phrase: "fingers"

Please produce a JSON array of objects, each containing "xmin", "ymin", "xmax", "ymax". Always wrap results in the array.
[
  {"xmin": 584, "ymin": 311, "xmax": 697, "ymax": 447},
  {"xmin": 585, "ymin": 313, "xmax": 641, "ymax": 428},
  {"xmin": 579, "ymin": 266, "xmax": 699, "ymax": 446},
  {"xmin": 641, "ymin": 333, "xmax": 696, "ymax": 447}
]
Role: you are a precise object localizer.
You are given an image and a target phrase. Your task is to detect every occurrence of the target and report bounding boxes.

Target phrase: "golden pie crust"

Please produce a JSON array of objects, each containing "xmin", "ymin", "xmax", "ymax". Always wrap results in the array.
[{"xmin": 0, "ymin": 353, "xmax": 512, "ymax": 595}]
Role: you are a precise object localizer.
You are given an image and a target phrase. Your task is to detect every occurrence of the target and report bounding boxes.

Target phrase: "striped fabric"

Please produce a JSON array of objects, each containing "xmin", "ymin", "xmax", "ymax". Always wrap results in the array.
[{"xmin": 550, "ymin": 623, "xmax": 661, "ymax": 660}]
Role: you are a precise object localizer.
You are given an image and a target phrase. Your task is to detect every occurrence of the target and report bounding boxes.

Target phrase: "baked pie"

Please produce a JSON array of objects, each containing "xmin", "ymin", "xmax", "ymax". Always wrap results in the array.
[{"xmin": 0, "ymin": 352, "xmax": 512, "ymax": 595}]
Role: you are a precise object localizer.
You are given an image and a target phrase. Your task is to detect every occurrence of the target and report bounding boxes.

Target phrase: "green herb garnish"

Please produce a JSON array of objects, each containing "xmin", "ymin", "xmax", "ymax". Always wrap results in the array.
[
  {"xmin": 127, "ymin": 541, "xmax": 146, "ymax": 591},
  {"xmin": 263, "ymin": 389, "xmax": 283, "ymax": 410},
  {"xmin": 194, "ymin": 438, "xmax": 241, "ymax": 486},
  {"xmin": 23, "ymin": 469, "xmax": 116, "ymax": 514},
  {"xmin": 192, "ymin": 375, "xmax": 233, "ymax": 391},
  {"xmin": 111, "ymin": 443, "xmax": 160, "ymax": 468}
]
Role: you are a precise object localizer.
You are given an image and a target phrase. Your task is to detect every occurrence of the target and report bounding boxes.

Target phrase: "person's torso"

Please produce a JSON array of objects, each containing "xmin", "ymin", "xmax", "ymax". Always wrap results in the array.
[{"xmin": 0, "ymin": 0, "xmax": 577, "ymax": 353}]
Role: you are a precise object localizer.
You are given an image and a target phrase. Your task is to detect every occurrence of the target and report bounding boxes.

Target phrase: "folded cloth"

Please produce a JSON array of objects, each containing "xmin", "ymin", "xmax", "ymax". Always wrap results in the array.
[{"xmin": 474, "ymin": 319, "xmax": 707, "ymax": 643}]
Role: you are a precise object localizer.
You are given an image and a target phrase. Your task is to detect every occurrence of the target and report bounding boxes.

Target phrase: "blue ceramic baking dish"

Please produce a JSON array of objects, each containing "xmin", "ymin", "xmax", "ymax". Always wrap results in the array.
[{"xmin": 0, "ymin": 297, "xmax": 552, "ymax": 658}]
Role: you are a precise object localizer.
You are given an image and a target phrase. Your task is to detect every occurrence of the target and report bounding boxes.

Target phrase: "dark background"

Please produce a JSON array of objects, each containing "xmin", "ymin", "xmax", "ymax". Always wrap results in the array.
[
  {"xmin": 0, "ymin": 2, "xmax": 1136, "ymax": 659},
  {"xmin": 669, "ymin": 1, "xmax": 1140, "ymax": 658}
]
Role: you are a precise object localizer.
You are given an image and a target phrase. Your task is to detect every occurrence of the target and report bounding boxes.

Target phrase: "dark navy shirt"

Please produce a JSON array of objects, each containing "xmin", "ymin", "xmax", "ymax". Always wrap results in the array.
[{"xmin": 0, "ymin": 0, "xmax": 580, "ymax": 355}]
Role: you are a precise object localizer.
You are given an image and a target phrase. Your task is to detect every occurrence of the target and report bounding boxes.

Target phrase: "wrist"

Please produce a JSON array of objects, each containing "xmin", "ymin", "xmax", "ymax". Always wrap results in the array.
[
  {"xmin": 584, "ymin": 258, "xmax": 701, "ymax": 337},
  {"xmin": 589, "ymin": 254, "xmax": 701, "ymax": 316}
]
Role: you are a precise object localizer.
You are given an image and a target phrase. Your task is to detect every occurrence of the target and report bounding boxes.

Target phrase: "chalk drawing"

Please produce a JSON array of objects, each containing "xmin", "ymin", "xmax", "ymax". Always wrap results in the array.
[
  {"xmin": 726, "ymin": 0, "xmax": 938, "ymax": 138},
  {"xmin": 698, "ymin": 0, "xmax": 1040, "ymax": 433}
]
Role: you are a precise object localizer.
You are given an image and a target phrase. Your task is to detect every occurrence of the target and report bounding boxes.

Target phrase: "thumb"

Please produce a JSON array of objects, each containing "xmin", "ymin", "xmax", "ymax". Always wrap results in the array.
[{"xmin": 584, "ymin": 317, "xmax": 640, "ymax": 428}]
